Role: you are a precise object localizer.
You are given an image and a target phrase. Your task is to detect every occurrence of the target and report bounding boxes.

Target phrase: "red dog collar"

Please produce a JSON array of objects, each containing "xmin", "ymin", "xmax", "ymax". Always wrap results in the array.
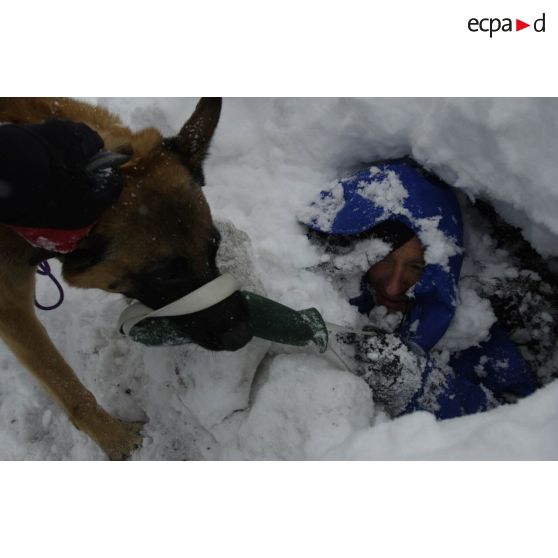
[{"xmin": 6, "ymin": 223, "xmax": 96, "ymax": 253}]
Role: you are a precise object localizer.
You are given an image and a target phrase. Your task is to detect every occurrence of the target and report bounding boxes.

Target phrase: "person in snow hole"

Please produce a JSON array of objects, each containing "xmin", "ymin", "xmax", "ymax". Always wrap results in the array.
[
  {"xmin": 298, "ymin": 158, "xmax": 537, "ymax": 420},
  {"xmin": 0, "ymin": 119, "xmax": 125, "ymax": 254}
]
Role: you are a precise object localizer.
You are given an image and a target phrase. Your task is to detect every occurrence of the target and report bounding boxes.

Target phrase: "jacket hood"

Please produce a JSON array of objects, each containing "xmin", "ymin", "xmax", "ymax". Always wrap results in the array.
[{"xmin": 298, "ymin": 158, "xmax": 464, "ymax": 352}]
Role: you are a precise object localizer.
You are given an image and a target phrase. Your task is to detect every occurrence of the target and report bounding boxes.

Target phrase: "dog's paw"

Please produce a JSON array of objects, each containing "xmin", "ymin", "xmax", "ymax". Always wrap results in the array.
[{"xmin": 102, "ymin": 420, "xmax": 145, "ymax": 461}]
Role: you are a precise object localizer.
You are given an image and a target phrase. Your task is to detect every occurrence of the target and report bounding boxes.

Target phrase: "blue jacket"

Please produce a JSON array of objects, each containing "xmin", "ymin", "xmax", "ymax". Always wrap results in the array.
[{"xmin": 300, "ymin": 158, "xmax": 536, "ymax": 420}]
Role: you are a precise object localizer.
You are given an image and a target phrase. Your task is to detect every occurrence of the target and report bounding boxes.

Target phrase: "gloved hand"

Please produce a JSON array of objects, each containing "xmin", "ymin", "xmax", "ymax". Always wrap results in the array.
[
  {"xmin": 0, "ymin": 119, "xmax": 128, "ymax": 252},
  {"xmin": 354, "ymin": 331, "xmax": 425, "ymax": 417}
]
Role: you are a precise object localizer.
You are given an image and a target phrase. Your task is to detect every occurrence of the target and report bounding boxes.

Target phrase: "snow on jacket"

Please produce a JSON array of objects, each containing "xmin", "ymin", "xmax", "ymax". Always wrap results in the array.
[{"xmin": 298, "ymin": 157, "xmax": 536, "ymax": 420}]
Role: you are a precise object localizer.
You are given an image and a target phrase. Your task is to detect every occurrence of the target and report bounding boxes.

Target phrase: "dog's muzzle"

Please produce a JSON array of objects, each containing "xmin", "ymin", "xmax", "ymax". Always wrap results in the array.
[{"xmin": 118, "ymin": 273, "xmax": 241, "ymax": 337}]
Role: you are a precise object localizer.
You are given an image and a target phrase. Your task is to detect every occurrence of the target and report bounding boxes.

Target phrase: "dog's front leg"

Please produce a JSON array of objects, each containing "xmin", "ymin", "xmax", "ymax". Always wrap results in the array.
[{"xmin": 0, "ymin": 270, "xmax": 143, "ymax": 459}]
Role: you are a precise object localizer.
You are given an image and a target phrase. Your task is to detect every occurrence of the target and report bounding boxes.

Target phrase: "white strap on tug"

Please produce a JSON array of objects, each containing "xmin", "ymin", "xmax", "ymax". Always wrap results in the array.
[{"xmin": 117, "ymin": 273, "xmax": 241, "ymax": 336}]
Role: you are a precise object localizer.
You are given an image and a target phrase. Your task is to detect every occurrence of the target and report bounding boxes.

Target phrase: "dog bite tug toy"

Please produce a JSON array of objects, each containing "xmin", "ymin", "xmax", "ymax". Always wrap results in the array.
[
  {"xmin": 241, "ymin": 292, "xmax": 328, "ymax": 352},
  {"xmin": 117, "ymin": 274, "xmax": 329, "ymax": 352}
]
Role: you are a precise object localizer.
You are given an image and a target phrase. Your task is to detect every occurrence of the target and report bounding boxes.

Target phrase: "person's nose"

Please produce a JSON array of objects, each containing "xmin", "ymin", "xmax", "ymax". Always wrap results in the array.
[{"xmin": 384, "ymin": 266, "xmax": 405, "ymax": 298}]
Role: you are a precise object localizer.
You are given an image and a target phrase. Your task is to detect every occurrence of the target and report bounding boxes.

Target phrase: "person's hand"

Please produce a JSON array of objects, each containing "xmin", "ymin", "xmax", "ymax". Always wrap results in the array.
[
  {"xmin": 27, "ymin": 118, "xmax": 105, "ymax": 170},
  {"xmin": 25, "ymin": 119, "xmax": 128, "ymax": 229},
  {"xmin": 0, "ymin": 119, "xmax": 129, "ymax": 249},
  {"xmin": 354, "ymin": 331, "xmax": 424, "ymax": 416}
]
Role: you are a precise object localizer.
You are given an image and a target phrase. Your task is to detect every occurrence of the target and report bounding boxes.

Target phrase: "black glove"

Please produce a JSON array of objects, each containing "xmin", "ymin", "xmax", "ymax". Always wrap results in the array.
[
  {"xmin": 0, "ymin": 119, "xmax": 126, "ymax": 231},
  {"xmin": 354, "ymin": 331, "xmax": 424, "ymax": 417}
]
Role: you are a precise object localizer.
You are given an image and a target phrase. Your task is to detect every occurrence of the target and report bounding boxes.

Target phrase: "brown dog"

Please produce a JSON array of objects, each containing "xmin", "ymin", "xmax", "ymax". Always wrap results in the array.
[{"xmin": 0, "ymin": 98, "xmax": 252, "ymax": 459}]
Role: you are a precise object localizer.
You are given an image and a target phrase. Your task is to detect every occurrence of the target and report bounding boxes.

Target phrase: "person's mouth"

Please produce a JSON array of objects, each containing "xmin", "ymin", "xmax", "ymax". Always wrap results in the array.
[{"xmin": 376, "ymin": 293, "xmax": 407, "ymax": 312}]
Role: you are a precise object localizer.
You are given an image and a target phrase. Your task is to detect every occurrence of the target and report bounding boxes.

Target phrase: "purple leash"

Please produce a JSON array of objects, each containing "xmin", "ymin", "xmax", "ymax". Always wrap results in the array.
[{"xmin": 35, "ymin": 261, "xmax": 65, "ymax": 311}]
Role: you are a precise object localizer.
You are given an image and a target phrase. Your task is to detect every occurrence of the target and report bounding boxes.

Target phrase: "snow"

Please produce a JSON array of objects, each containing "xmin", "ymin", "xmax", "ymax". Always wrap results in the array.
[
  {"xmin": 415, "ymin": 215, "xmax": 461, "ymax": 270},
  {"xmin": 437, "ymin": 284, "xmax": 497, "ymax": 352},
  {"xmin": 324, "ymin": 380, "xmax": 558, "ymax": 460},
  {"xmin": 357, "ymin": 168, "xmax": 409, "ymax": 212},
  {"xmin": 1, "ymin": 97, "xmax": 557, "ymax": 460}
]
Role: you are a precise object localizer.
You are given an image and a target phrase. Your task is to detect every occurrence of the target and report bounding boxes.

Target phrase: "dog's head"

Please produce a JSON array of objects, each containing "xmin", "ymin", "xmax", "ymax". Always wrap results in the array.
[{"xmin": 61, "ymin": 98, "xmax": 252, "ymax": 351}]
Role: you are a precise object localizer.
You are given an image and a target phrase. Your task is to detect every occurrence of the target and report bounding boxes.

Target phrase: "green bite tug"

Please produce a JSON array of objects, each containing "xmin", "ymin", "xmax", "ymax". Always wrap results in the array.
[{"xmin": 128, "ymin": 291, "xmax": 329, "ymax": 353}]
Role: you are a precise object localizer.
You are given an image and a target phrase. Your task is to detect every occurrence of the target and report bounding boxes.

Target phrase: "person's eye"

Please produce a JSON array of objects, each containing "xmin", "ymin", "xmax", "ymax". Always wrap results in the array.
[{"xmin": 410, "ymin": 264, "xmax": 425, "ymax": 273}]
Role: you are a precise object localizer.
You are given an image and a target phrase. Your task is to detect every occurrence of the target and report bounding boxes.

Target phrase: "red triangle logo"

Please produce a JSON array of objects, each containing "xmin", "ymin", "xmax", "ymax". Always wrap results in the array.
[{"xmin": 516, "ymin": 19, "xmax": 530, "ymax": 31}]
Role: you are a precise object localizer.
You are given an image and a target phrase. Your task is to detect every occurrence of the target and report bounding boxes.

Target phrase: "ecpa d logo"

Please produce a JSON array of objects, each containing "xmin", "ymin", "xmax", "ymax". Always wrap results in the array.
[{"xmin": 468, "ymin": 13, "xmax": 546, "ymax": 37}]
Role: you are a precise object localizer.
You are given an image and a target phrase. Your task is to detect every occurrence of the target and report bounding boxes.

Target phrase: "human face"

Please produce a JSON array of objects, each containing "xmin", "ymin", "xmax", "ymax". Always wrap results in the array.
[{"xmin": 366, "ymin": 236, "xmax": 425, "ymax": 313}]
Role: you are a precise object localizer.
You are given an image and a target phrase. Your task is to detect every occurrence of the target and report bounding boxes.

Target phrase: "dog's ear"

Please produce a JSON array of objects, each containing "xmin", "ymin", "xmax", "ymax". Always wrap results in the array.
[{"xmin": 163, "ymin": 97, "xmax": 222, "ymax": 186}]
